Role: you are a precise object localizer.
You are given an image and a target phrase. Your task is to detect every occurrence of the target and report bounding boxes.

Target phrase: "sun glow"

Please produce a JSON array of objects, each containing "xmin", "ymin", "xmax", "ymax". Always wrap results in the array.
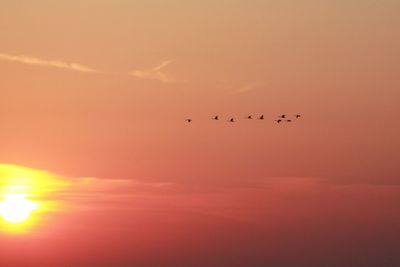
[
  {"xmin": 0, "ymin": 194, "xmax": 38, "ymax": 223},
  {"xmin": 0, "ymin": 164, "xmax": 98, "ymax": 233},
  {"xmin": 0, "ymin": 164, "xmax": 73, "ymax": 233}
]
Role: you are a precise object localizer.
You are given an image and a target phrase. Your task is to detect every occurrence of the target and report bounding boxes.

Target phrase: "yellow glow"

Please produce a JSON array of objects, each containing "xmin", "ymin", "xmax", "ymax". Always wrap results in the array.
[
  {"xmin": 0, "ymin": 194, "xmax": 38, "ymax": 223},
  {"xmin": 0, "ymin": 164, "xmax": 72, "ymax": 233},
  {"xmin": 0, "ymin": 164, "xmax": 71, "ymax": 196}
]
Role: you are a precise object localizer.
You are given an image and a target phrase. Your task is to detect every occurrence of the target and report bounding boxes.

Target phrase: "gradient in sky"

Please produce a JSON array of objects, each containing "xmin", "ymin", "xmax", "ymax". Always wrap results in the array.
[{"xmin": 0, "ymin": 1, "xmax": 400, "ymax": 266}]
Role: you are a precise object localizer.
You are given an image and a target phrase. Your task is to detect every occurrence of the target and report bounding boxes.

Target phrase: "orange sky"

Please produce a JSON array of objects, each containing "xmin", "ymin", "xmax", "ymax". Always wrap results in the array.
[{"xmin": 0, "ymin": 1, "xmax": 400, "ymax": 266}]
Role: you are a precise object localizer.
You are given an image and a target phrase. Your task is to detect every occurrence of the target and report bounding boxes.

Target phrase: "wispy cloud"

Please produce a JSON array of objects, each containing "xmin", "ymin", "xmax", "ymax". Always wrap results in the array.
[
  {"xmin": 0, "ymin": 164, "xmax": 175, "ymax": 203},
  {"xmin": 129, "ymin": 60, "xmax": 181, "ymax": 83},
  {"xmin": 0, "ymin": 53, "xmax": 100, "ymax": 73},
  {"xmin": 231, "ymin": 82, "xmax": 265, "ymax": 94},
  {"xmin": 215, "ymin": 81, "xmax": 265, "ymax": 94}
]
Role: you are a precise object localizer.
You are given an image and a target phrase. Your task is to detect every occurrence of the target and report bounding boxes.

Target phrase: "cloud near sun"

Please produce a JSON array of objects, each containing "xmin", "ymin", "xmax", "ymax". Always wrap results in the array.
[
  {"xmin": 0, "ymin": 164, "xmax": 136, "ymax": 228},
  {"xmin": 0, "ymin": 163, "xmax": 173, "ymax": 213},
  {"xmin": 0, "ymin": 164, "xmax": 100, "ymax": 197}
]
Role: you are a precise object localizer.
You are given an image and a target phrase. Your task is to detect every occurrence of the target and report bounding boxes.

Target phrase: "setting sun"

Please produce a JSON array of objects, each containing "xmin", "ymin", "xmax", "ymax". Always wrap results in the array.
[
  {"xmin": 0, "ymin": 195, "xmax": 38, "ymax": 223},
  {"xmin": 0, "ymin": 164, "xmax": 70, "ymax": 230}
]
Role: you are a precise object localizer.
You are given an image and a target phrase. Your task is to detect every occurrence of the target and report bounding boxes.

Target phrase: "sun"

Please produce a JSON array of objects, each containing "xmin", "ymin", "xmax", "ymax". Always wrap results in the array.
[{"xmin": 0, "ymin": 194, "xmax": 38, "ymax": 223}]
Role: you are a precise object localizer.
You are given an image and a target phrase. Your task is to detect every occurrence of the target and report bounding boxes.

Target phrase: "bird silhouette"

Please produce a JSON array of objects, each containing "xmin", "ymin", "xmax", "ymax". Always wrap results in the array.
[
  {"xmin": 247, "ymin": 115, "xmax": 253, "ymax": 119},
  {"xmin": 258, "ymin": 115, "xmax": 264, "ymax": 120},
  {"xmin": 286, "ymin": 119, "xmax": 292, "ymax": 122},
  {"xmin": 229, "ymin": 118, "xmax": 235, "ymax": 122},
  {"xmin": 275, "ymin": 119, "xmax": 282, "ymax": 123},
  {"xmin": 279, "ymin": 114, "xmax": 286, "ymax": 118},
  {"xmin": 185, "ymin": 119, "xmax": 192, "ymax": 123},
  {"xmin": 213, "ymin": 116, "xmax": 219, "ymax": 120},
  {"xmin": 295, "ymin": 114, "xmax": 301, "ymax": 118}
]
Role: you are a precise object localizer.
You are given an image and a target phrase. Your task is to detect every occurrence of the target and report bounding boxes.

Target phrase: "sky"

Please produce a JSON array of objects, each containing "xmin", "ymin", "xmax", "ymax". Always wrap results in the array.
[{"xmin": 0, "ymin": 0, "xmax": 399, "ymax": 266}]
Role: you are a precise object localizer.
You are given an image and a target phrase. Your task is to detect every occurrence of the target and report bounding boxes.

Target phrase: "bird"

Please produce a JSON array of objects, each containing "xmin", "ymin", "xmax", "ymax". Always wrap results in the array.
[
  {"xmin": 246, "ymin": 115, "xmax": 253, "ymax": 119},
  {"xmin": 279, "ymin": 114, "xmax": 286, "ymax": 118},
  {"xmin": 212, "ymin": 115, "xmax": 219, "ymax": 120},
  {"xmin": 229, "ymin": 118, "xmax": 235, "ymax": 122},
  {"xmin": 286, "ymin": 119, "xmax": 292, "ymax": 122},
  {"xmin": 258, "ymin": 115, "xmax": 264, "ymax": 120},
  {"xmin": 275, "ymin": 119, "xmax": 282, "ymax": 123},
  {"xmin": 185, "ymin": 119, "xmax": 192, "ymax": 123},
  {"xmin": 295, "ymin": 114, "xmax": 301, "ymax": 118}
]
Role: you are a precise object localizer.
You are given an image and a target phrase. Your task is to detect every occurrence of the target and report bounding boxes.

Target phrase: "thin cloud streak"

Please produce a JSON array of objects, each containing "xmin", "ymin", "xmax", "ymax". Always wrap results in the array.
[
  {"xmin": 215, "ymin": 81, "xmax": 266, "ymax": 94},
  {"xmin": 0, "ymin": 53, "xmax": 100, "ymax": 73},
  {"xmin": 152, "ymin": 60, "xmax": 173, "ymax": 72},
  {"xmin": 0, "ymin": 163, "xmax": 175, "ymax": 203},
  {"xmin": 129, "ymin": 60, "xmax": 182, "ymax": 83},
  {"xmin": 231, "ymin": 82, "xmax": 265, "ymax": 94}
]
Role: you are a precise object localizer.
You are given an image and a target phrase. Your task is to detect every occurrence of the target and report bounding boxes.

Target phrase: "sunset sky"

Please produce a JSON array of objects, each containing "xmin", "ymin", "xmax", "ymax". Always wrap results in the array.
[{"xmin": 1, "ymin": 1, "xmax": 400, "ymax": 266}]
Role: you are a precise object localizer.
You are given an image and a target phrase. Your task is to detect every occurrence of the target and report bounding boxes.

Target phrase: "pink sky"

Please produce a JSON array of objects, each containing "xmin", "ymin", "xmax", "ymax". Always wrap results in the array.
[{"xmin": 0, "ymin": 1, "xmax": 400, "ymax": 266}]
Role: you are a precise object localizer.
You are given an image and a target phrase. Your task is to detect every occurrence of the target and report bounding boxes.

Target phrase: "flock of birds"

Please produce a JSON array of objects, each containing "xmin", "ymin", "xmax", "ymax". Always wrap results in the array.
[{"xmin": 185, "ymin": 114, "xmax": 301, "ymax": 123}]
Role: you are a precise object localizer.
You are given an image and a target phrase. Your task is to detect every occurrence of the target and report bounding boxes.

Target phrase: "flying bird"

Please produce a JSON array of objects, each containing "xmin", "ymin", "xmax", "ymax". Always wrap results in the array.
[
  {"xmin": 258, "ymin": 115, "xmax": 264, "ymax": 120},
  {"xmin": 213, "ymin": 116, "xmax": 219, "ymax": 120},
  {"xmin": 286, "ymin": 119, "xmax": 292, "ymax": 122},
  {"xmin": 275, "ymin": 119, "xmax": 282, "ymax": 123},
  {"xmin": 247, "ymin": 115, "xmax": 253, "ymax": 119},
  {"xmin": 279, "ymin": 114, "xmax": 286, "ymax": 118},
  {"xmin": 185, "ymin": 119, "xmax": 192, "ymax": 123},
  {"xmin": 295, "ymin": 114, "xmax": 301, "ymax": 118},
  {"xmin": 229, "ymin": 118, "xmax": 235, "ymax": 122}
]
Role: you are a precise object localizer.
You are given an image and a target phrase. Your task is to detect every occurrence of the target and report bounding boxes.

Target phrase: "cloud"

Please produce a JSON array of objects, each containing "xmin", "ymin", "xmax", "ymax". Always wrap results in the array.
[
  {"xmin": 0, "ymin": 53, "xmax": 100, "ymax": 73},
  {"xmin": 231, "ymin": 82, "xmax": 265, "ymax": 94},
  {"xmin": 0, "ymin": 163, "xmax": 175, "ymax": 206},
  {"xmin": 0, "ymin": 164, "xmax": 72, "ymax": 196},
  {"xmin": 129, "ymin": 60, "xmax": 181, "ymax": 83},
  {"xmin": 215, "ymin": 81, "xmax": 265, "ymax": 94}
]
